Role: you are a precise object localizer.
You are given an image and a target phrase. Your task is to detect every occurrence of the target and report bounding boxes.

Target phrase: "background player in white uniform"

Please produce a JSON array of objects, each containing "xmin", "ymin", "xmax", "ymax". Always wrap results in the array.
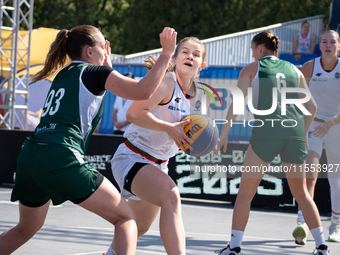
[
  {"xmin": 293, "ymin": 30, "xmax": 340, "ymax": 244},
  {"xmin": 0, "ymin": 25, "xmax": 177, "ymax": 255},
  {"xmin": 105, "ymin": 37, "xmax": 208, "ymax": 255}
]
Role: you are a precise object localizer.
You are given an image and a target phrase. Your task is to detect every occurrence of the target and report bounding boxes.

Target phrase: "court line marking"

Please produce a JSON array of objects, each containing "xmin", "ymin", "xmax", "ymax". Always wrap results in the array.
[
  {"xmin": 182, "ymin": 203, "xmax": 304, "ymax": 218},
  {"xmin": 37, "ymin": 224, "xmax": 288, "ymax": 242},
  {"xmin": 68, "ymin": 250, "xmax": 165, "ymax": 255}
]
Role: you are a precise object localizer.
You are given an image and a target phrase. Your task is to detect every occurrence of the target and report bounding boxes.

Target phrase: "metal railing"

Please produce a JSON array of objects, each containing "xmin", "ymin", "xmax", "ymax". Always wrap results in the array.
[{"xmin": 116, "ymin": 15, "xmax": 324, "ymax": 66}]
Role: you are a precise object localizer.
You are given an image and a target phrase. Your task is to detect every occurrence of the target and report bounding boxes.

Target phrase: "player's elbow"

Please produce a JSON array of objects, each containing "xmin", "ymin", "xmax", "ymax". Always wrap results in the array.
[
  {"xmin": 307, "ymin": 101, "xmax": 317, "ymax": 116},
  {"xmin": 126, "ymin": 107, "xmax": 137, "ymax": 123},
  {"xmin": 138, "ymin": 91, "xmax": 153, "ymax": 100}
]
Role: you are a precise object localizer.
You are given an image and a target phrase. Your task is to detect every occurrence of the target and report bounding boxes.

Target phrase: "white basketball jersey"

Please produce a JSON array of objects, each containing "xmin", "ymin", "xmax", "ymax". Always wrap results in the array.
[
  {"xmin": 124, "ymin": 72, "xmax": 206, "ymax": 160},
  {"xmin": 309, "ymin": 57, "xmax": 340, "ymax": 121}
]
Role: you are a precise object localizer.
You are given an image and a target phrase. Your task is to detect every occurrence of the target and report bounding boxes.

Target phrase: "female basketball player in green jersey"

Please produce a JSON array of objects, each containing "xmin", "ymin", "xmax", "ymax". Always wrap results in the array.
[
  {"xmin": 0, "ymin": 25, "xmax": 177, "ymax": 255},
  {"xmin": 215, "ymin": 31, "xmax": 330, "ymax": 255}
]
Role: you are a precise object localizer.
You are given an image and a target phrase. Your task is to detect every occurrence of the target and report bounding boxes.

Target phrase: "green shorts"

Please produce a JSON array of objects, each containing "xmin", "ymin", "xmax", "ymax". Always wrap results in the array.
[
  {"xmin": 250, "ymin": 137, "xmax": 308, "ymax": 164},
  {"xmin": 11, "ymin": 141, "xmax": 103, "ymax": 206}
]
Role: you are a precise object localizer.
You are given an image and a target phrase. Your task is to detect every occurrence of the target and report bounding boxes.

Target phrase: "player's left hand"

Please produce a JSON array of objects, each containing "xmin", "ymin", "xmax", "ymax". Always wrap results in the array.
[
  {"xmin": 103, "ymin": 40, "xmax": 112, "ymax": 68},
  {"xmin": 312, "ymin": 120, "xmax": 333, "ymax": 138}
]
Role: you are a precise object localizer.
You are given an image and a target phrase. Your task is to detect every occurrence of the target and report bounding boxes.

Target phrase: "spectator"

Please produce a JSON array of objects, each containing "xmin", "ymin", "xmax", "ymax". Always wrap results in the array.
[
  {"xmin": 292, "ymin": 21, "xmax": 316, "ymax": 62},
  {"xmin": 112, "ymin": 72, "xmax": 134, "ymax": 135}
]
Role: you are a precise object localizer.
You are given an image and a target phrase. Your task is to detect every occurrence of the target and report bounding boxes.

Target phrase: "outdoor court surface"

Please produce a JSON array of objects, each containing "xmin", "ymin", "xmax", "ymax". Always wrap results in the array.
[{"xmin": 1, "ymin": 185, "xmax": 340, "ymax": 255}]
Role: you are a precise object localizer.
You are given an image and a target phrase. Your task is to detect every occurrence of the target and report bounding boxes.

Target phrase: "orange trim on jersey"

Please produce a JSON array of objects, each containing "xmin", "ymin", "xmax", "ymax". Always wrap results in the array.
[
  {"xmin": 176, "ymin": 77, "xmax": 197, "ymax": 99},
  {"xmin": 320, "ymin": 57, "xmax": 339, "ymax": 73}
]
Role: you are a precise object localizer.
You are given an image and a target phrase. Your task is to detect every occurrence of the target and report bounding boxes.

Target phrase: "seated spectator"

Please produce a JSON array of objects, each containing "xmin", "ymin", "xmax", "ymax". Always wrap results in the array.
[{"xmin": 292, "ymin": 21, "xmax": 315, "ymax": 62}]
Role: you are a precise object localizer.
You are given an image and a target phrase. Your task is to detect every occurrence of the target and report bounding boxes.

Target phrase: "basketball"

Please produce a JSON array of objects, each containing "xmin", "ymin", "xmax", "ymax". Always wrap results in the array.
[{"xmin": 181, "ymin": 114, "xmax": 219, "ymax": 157}]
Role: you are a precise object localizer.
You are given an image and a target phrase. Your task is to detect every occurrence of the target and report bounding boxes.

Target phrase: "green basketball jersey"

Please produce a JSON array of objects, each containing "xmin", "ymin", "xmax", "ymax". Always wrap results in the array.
[
  {"xmin": 30, "ymin": 62, "xmax": 105, "ymax": 155},
  {"xmin": 250, "ymin": 56, "xmax": 305, "ymax": 139}
]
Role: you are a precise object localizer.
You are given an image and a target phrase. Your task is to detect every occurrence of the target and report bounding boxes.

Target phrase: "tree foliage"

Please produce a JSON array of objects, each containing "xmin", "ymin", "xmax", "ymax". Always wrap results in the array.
[
  {"xmin": 32, "ymin": 0, "xmax": 128, "ymax": 53},
  {"xmin": 31, "ymin": 0, "xmax": 332, "ymax": 54}
]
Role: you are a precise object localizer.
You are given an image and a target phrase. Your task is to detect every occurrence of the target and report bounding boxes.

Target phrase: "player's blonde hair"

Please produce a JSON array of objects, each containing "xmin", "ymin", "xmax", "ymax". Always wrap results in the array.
[
  {"xmin": 144, "ymin": 37, "xmax": 206, "ymax": 78},
  {"xmin": 320, "ymin": 29, "xmax": 340, "ymax": 43}
]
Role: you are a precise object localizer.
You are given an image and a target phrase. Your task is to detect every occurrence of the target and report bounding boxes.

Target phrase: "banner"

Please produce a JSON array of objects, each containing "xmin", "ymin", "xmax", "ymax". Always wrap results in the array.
[{"xmin": 0, "ymin": 130, "xmax": 330, "ymax": 212}]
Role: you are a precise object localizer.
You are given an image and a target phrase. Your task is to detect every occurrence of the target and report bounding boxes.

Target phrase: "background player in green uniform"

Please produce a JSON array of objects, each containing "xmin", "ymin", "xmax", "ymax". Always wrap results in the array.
[
  {"xmin": 215, "ymin": 31, "xmax": 330, "ymax": 255},
  {"xmin": 0, "ymin": 25, "xmax": 177, "ymax": 255}
]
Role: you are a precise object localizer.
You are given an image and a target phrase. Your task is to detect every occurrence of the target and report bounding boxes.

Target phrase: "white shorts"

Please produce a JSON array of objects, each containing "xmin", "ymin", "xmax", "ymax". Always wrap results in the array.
[
  {"xmin": 111, "ymin": 143, "xmax": 169, "ymax": 200},
  {"xmin": 308, "ymin": 120, "xmax": 340, "ymax": 157}
]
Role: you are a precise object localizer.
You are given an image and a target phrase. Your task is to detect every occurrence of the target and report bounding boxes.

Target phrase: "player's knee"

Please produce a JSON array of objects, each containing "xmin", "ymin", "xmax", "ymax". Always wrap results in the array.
[
  {"xmin": 162, "ymin": 186, "xmax": 181, "ymax": 209},
  {"xmin": 291, "ymin": 188, "xmax": 309, "ymax": 204},
  {"xmin": 16, "ymin": 224, "xmax": 41, "ymax": 240},
  {"xmin": 137, "ymin": 225, "xmax": 150, "ymax": 237}
]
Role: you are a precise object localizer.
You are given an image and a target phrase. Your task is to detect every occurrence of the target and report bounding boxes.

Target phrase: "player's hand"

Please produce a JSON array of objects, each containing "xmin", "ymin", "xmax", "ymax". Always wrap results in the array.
[
  {"xmin": 167, "ymin": 119, "xmax": 193, "ymax": 152},
  {"xmin": 103, "ymin": 40, "xmax": 112, "ymax": 68},
  {"xmin": 159, "ymin": 27, "xmax": 177, "ymax": 56},
  {"xmin": 312, "ymin": 120, "xmax": 333, "ymax": 138},
  {"xmin": 216, "ymin": 132, "xmax": 228, "ymax": 155},
  {"xmin": 213, "ymin": 138, "xmax": 221, "ymax": 156}
]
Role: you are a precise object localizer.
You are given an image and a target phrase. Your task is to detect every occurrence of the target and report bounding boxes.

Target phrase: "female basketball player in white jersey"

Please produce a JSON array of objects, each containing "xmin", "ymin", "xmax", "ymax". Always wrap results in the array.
[
  {"xmin": 215, "ymin": 31, "xmax": 330, "ymax": 255},
  {"xmin": 0, "ymin": 25, "xmax": 177, "ymax": 255},
  {"xmin": 105, "ymin": 37, "xmax": 207, "ymax": 255},
  {"xmin": 293, "ymin": 30, "xmax": 340, "ymax": 245}
]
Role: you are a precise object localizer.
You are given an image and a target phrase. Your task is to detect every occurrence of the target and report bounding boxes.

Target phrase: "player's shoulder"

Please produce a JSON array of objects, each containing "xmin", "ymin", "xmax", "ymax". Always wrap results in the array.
[
  {"xmin": 301, "ymin": 59, "xmax": 315, "ymax": 78},
  {"xmin": 240, "ymin": 61, "xmax": 258, "ymax": 78}
]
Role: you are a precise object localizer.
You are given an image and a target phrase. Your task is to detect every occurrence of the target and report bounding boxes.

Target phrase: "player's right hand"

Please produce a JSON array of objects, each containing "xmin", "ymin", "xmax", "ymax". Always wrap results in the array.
[{"xmin": 159, "ymin": 27, "xmax": 177, "ymax": 56}]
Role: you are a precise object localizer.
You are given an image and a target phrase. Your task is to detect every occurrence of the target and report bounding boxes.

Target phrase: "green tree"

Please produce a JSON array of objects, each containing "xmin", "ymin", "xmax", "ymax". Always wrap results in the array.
[
  {"xmin": 30, "ymin": 0, "xmax": 332, "ymax": 54},
  {"xmin": 32, "ymin": 0, "xmax": 128, "ymax": 53},
  {"xmin": 120, "ymin": 0, "xmax": 331, "ymax": 54}
]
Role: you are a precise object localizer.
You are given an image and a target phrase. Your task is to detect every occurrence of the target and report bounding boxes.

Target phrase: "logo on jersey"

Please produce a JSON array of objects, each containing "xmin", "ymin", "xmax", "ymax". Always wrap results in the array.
[
  {"xmin": 195, "ymin": 100, "xmax": 201, "ymax": 110},
  {"xmin": 197, "ymin": 82, "xmax": 223, "ymax": 115},
  {"xmin": 174, "ymin": 97, "xmax": 181, "ymax": 103},
  {"xmin": 168, "ymin": 105, "xmax": 185, "ymax": 113},
  {"xmin": 315, "ymin": 73, "xmax": 322, "ymax": 77},
  {"xmin": 335, "ymin": 72, "xmax": 340, "ymax": 79}
]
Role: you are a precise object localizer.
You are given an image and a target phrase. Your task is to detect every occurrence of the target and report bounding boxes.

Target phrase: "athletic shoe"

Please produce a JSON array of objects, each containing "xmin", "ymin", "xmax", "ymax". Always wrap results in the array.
[
  {"xmin": 214, "ymin": 244, "xmax": 241, "ymax": 255},
  {"xmin": 312, "ymin": 244, "xmax": 331, "ymax": 255},
  {"xmin": 328, "ymin": 223, "xmax": 340, "ymax": 242},
  {"xmin": 292, "ymin": 222, "xmax": 308, "ymax": 245}
]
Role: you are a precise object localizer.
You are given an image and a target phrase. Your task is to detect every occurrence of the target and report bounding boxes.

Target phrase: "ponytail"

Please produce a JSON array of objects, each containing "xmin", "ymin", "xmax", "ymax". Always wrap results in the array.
[
  {"xmin": 30, "ymin": 29, "xmax": 68, "ymax": 84},
  {"xmin": 144, "ymin": 55, "xmax": 173, "ymax": 73},
  {"xmin": 30, "ymin": 25, "xmax": 101, "ymax": 84},
  {"xmin": 252, "ymin": 31, "xmax": 280, "ymax": 57}
]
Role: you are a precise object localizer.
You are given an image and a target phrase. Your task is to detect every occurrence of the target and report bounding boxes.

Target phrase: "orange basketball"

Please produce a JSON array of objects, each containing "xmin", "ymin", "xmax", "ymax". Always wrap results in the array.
[{"xmin": 181, "ymin": 114, "xmax": 219, "ymax": 157}]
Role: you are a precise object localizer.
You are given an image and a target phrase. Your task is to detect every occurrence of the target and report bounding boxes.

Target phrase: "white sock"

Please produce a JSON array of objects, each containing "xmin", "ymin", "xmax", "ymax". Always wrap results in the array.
[
  {"xmin": 230, "ymin": 229, "xmax": 244, "ymax": 249},
  {"xmin": 331, "ymin": 213, "xmax": 340, "ymax": 225},
  {"xmin": 310, "ymin": 227, "xmax": 325, "ymax": 248},
  {"xmin": 297, "ymin": 210, "xmax": 305, "ymax": 224},
  {"xmin": 105, "ymin": 245, "xmax": 116, "ymax": 255}
]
